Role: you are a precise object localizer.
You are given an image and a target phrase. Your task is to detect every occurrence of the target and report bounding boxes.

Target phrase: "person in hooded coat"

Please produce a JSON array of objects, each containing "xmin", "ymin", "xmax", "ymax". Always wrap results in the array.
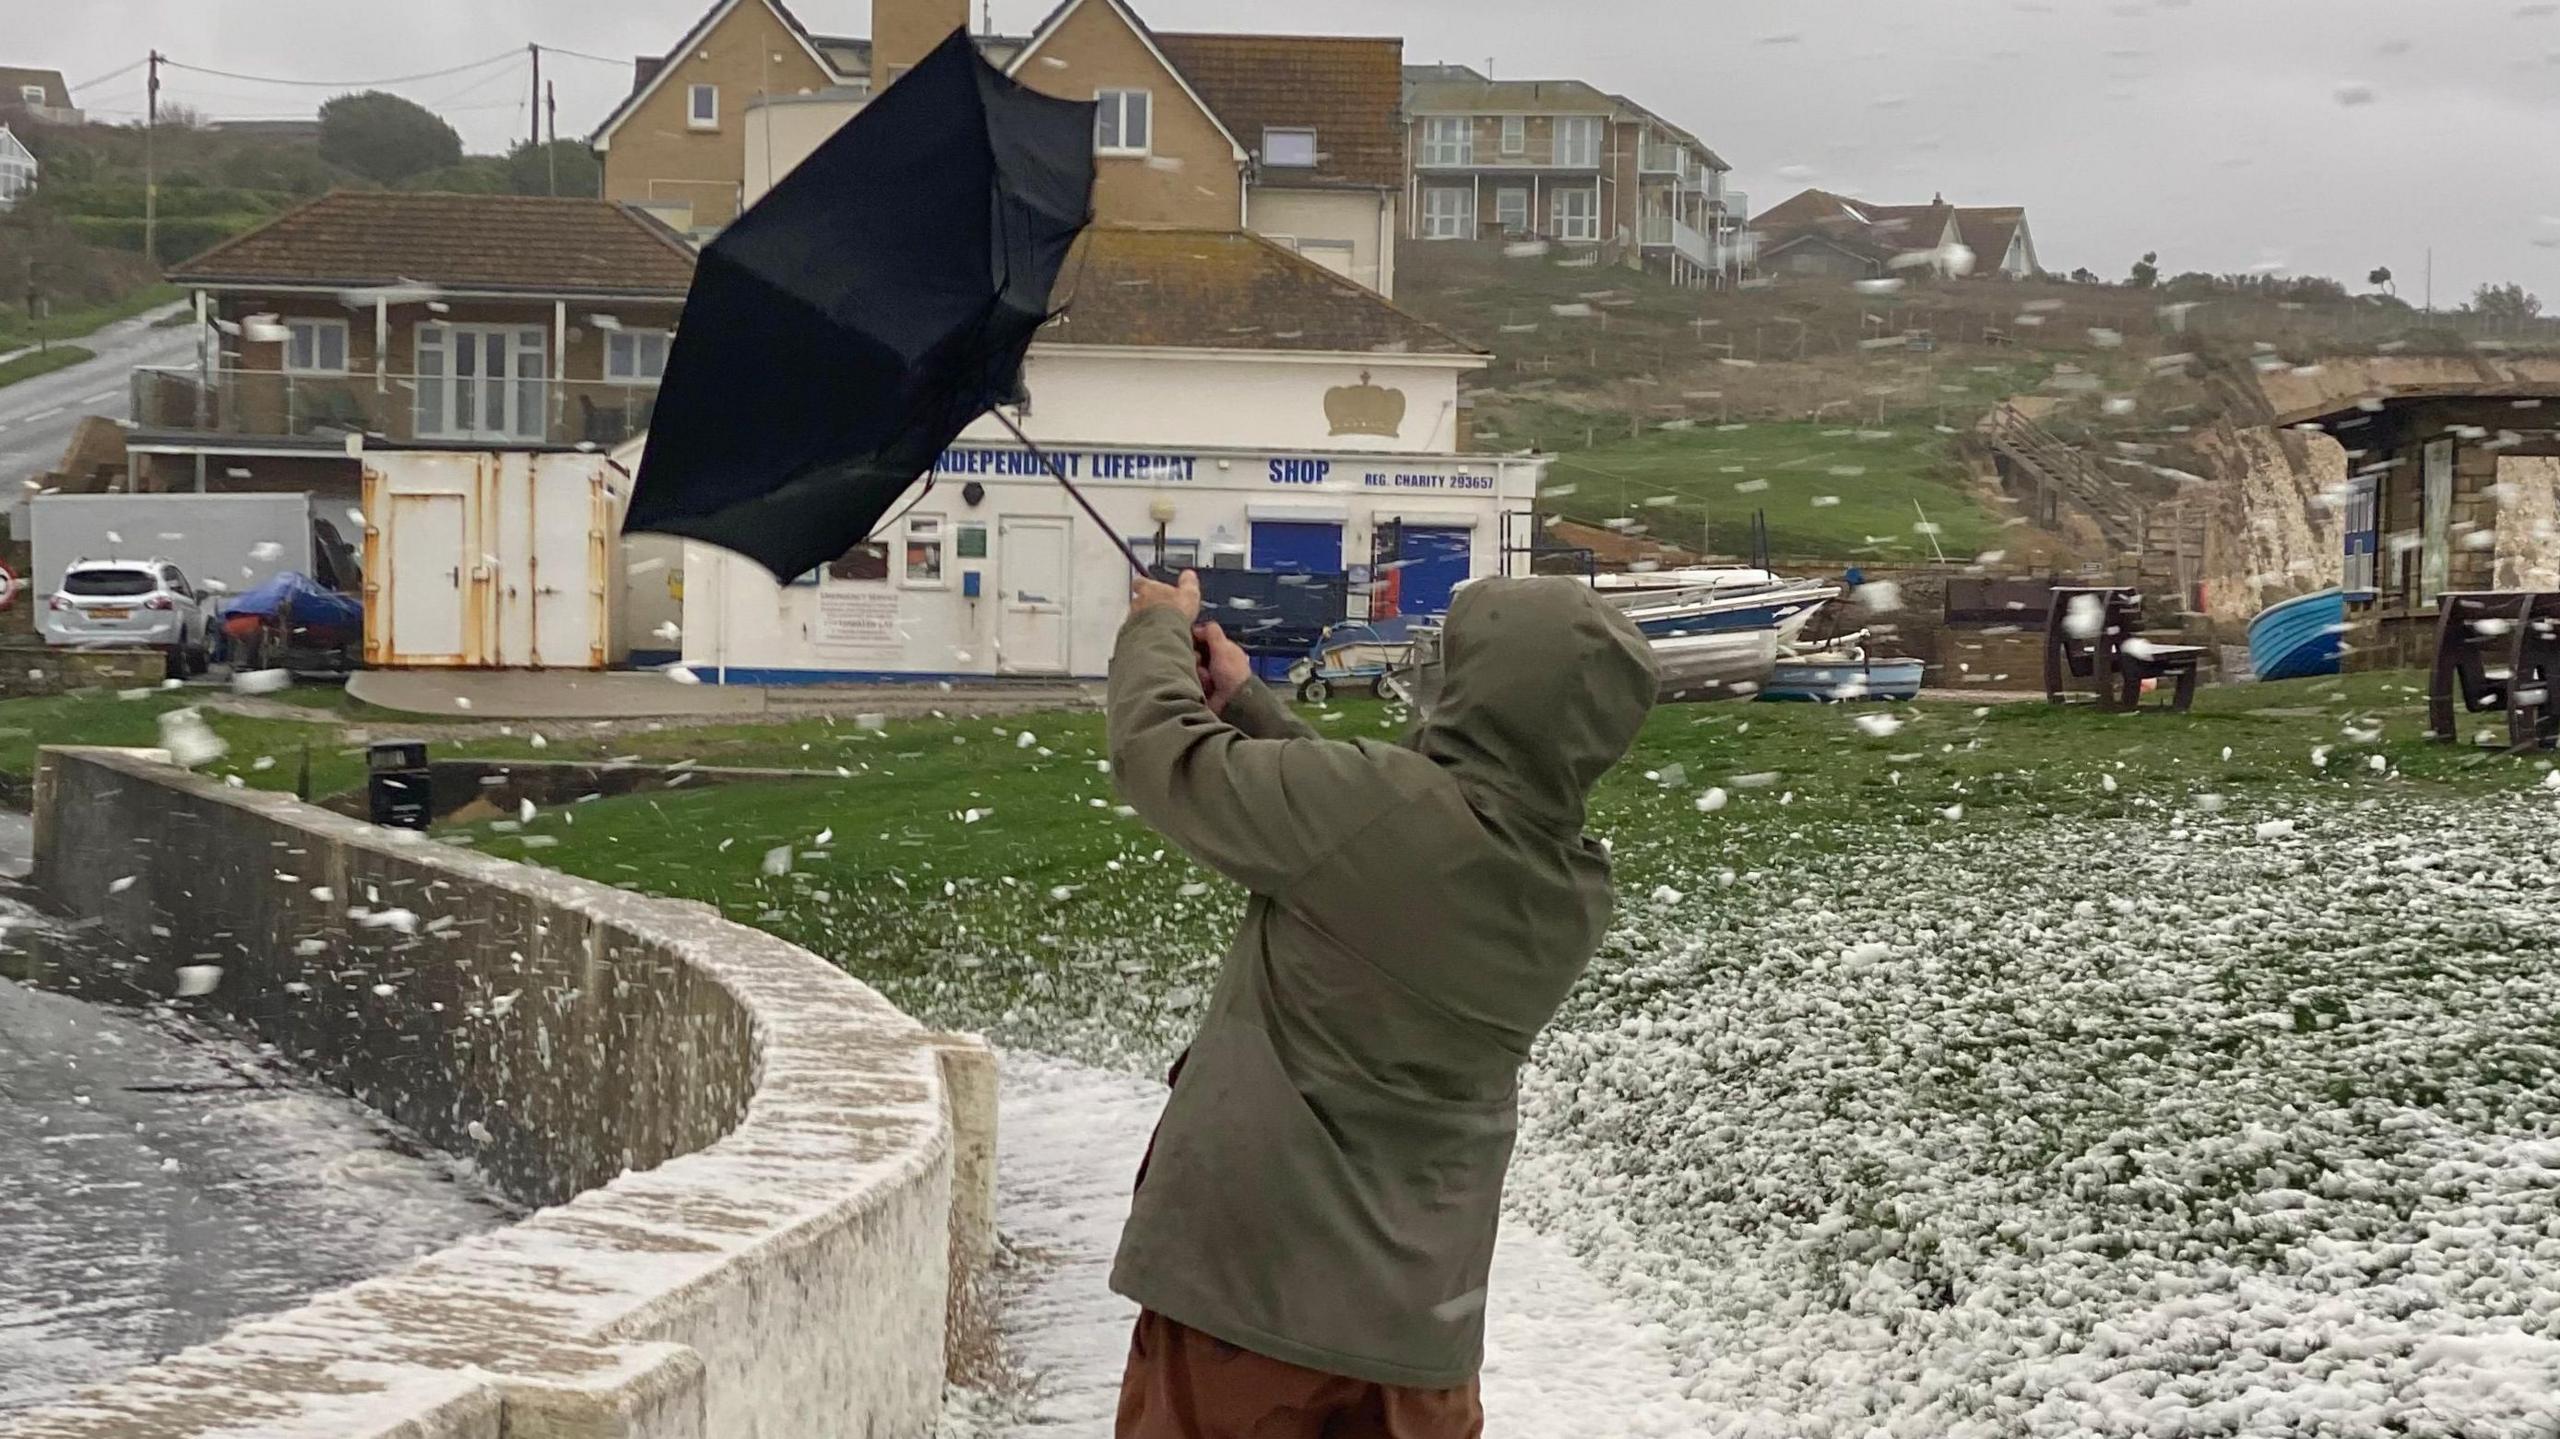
[{"xmin": 1105, "ymin": 569, "xmax": 1661, "ymax": 1438}]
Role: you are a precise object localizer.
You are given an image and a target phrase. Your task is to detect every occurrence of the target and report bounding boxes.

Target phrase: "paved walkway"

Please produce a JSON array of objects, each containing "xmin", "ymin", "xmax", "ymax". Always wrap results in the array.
[{"xmin": 958, "ymin": 1054, "xmax": 1714, "ymax": 1437}]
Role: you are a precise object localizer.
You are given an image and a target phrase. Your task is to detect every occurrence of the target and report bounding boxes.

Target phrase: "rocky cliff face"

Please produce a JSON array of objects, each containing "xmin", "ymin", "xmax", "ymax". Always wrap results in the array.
[
  {"xmin": 2167, "ymin": 419, "xmax": 2348, "ymax": 630},
  {"xmin": 2494, "ymin": 456, "xmax": 2560, "ymax": 592}
]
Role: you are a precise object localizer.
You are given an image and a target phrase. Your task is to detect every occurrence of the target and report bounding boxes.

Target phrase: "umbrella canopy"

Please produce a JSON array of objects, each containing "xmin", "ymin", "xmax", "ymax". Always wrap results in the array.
[{"xmin": 623, "ymin": 29, "xmax": 1095, "ymax": 581}]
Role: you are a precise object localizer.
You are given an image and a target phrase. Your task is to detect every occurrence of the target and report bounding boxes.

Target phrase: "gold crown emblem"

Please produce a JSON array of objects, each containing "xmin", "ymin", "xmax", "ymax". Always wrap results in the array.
[{"xmin": 1324, "ymin": 371, "xmax": 1406, "ymax": 439}]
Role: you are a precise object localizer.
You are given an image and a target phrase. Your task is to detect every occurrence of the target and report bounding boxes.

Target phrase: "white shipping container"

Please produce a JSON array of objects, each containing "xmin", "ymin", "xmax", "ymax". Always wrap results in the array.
[{"xmin": 361, "ymin": 451, "xmax": 624, "ymax": 669}]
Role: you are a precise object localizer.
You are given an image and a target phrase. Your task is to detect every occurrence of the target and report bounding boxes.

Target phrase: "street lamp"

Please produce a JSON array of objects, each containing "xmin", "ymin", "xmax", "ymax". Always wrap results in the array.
[{"xmin": 1148, "ymin": 496, "xmax": 1177, "ymax": 571}]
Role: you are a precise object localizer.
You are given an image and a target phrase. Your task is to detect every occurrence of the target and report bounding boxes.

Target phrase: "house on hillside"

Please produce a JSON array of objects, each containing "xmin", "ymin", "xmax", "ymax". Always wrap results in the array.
[
  {"xmin": 123, "ymin": 190, "xmax": 695, "ymax": 499},
  {"xmin": 1399, "ymin": 63, "xmax": 1745, "ymax": 288},
  {"xmin": 594, "ymin": 0, "xmax": 1406, "ymax": 295},
  {"xmin": 1753, "ymin": 188, "xmax": 2039, "ymax": 281},
  {"xmin": 0, "ymin": 126, "xmax": 35, "ymax": 210},
  {"xmin": 0, "ymin": 67, "xmax": 80, "ymax": 127}
]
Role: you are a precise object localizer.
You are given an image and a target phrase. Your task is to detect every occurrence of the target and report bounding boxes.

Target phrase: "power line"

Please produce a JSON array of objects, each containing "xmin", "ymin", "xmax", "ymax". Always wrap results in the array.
[
  {"xmin": 68, "ymin": 57, "xmax": 149, "ymax": 93},
  {"xmin": 530, "ymin": 45, "xmax": 629, "ymax": 67},
  {"xmin": 159, "ymin": 49, "xmax": 522, "ymax": 90}
]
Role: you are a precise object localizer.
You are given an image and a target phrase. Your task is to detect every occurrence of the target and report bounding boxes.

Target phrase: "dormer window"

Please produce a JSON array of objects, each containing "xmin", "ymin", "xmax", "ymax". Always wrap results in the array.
[{"xmin": 1263, "ymin": 127, "xmax": 1318, "ymax": 168}]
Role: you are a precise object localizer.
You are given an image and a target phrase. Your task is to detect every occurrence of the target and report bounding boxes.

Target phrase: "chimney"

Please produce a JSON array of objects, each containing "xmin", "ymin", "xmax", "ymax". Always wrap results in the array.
[{"xmin": 874, "ymin": 0, "xmax": 971, "ymax": 90}]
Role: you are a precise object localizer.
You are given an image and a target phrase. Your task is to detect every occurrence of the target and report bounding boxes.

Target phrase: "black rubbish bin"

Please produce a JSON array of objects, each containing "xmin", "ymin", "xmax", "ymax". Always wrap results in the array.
[{"xmin": 367, "ymin": 740, "xmax": 432, "ymax": 830}]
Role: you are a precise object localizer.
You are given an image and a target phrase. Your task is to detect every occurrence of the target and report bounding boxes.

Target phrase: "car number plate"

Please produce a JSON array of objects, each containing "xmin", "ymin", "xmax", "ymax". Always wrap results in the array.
[{"xmin": 89, "ymin": 607, "xmax": 132, "ymax": 620}]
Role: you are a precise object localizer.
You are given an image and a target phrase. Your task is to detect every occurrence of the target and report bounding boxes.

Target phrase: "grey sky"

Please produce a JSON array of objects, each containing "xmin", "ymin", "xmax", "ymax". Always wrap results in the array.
[{"xmin": 47, "ymin": 0, "xmax": 2560, "ymax": 303}]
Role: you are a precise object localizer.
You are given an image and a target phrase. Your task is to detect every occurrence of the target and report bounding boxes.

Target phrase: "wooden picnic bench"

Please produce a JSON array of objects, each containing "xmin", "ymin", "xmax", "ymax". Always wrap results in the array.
[
  {"xmin": 2043, "ymin": 586, "xmax": 2207, "ymax": 714},
  {"xmin": 2428, "ymin": 590, "xmax": 2560, "ymax": 750}
]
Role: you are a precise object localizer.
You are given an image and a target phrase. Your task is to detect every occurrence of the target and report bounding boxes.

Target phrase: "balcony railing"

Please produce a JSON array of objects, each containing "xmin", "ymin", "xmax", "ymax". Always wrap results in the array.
[
  {"xmin": 132, "ymin": 366, "xmax": 661, "ymax": 449},
  {"xmin": 1639, "ymin": 214, "xmax": 1713, "ymax": 269}
]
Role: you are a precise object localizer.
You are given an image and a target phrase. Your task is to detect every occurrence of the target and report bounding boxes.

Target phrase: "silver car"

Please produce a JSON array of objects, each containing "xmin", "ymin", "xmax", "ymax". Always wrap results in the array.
[{"xmin": 44, "ymin": 559, "xmax": 214, "ymax": 677}]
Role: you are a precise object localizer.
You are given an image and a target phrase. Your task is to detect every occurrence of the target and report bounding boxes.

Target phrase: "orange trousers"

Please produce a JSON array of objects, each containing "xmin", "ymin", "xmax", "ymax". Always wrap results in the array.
[{"xmin": 1116, "ymin": 1310, "xmax": 1484, "ymax": 1439}]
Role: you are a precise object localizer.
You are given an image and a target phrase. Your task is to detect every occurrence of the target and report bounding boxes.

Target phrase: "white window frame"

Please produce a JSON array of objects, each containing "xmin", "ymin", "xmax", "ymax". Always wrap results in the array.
[
  {"xmin": 1422, "ymin": 186, "xmax": 1476, "ymax": 241},
  {"xmin": 1494, "ymin": 187, "xmax": 1530, "ymax": 235},
  {"xmin": 687, "ymin": 83, "xmax": 717, "ymax": 130},
  {"xmin": 1095, "ymin": 88, "xmax": 1152, "ymax": 157},
  {"xmin": 904, "ymin": 515, "xmax": 948, "ymax": 588},
  {"xmin": 1499, "ymin": 115, "xmax": 1524, "ymax": 156},
  {"xmin": 1555, "ymin": 115, "xmax": 1602, "ymax": 169},
  {"xmin": 1262, "ymin": 126, "xmax": 1318, "ymax": 168},
  {"xmin": 18, "ymin": 86, "xmax": 42, "ymax": 106},
  {"xmin": 284, "ymin": 317, "xmax": 349, "ymax": 375},
  {"xmin": 1552, "ymin": 185, "xmax": 1599, "ymax": 242},
  {"xmin": 1420, "ymin": 116, "xmax": 1473, "ymax": 167},
  {"xmin": 605, "ymin": 328, "xmax": 671, "ymax": 384}
]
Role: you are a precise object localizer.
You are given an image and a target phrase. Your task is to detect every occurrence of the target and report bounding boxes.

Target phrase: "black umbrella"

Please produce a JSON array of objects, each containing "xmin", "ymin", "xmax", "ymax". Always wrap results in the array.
[{"xmin": 623, "ymin": 28, "xmax": 1136, "ymax": 581}]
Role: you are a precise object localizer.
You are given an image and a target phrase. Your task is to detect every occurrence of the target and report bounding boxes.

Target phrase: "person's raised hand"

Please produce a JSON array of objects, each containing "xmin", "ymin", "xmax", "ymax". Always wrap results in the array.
[
  {"xmin": 1130, "ymin": 569, "xmax": 1202, "ymax": 626},
  {"xmin": 1197, "ymin": 622, "xmax": 1252, "ymax": 716}
]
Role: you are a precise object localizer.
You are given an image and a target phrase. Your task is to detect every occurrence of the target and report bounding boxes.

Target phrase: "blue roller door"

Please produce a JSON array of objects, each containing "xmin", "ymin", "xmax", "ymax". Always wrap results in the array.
[
  {"xmin": 1395, "ymin": 526, "xmax": 1472, "ymax": 616},
  {"xmin": 1250, "ymin": 520, "xmax": 1343, "ymax": 575}
]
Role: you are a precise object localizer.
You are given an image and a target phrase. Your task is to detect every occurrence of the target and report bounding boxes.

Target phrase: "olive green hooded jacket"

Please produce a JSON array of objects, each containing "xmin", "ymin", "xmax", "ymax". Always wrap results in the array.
[{"xmin": 1105, "ymin": 576, "xmax": 1660, "ymax": 1387}]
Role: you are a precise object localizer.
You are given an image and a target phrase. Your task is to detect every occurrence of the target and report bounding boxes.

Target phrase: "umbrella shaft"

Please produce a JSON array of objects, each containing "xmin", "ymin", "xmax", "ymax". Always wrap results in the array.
[{"xmin": 994, "ymin": 410, "xmax": 1152, "ymax": 578}]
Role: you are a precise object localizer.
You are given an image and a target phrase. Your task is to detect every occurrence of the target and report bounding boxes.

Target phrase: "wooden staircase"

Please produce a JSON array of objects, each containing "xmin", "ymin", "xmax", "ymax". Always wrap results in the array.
[{"xmin": 1977, "ymin": 403, "xmax": 2143, "ymax": 554}]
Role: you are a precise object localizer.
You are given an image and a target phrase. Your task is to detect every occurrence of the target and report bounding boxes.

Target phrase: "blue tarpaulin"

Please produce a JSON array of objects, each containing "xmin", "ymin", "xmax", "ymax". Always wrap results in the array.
[{"xmin": 220, "ymin": 572, "xmax": 361, "ymax": 629}]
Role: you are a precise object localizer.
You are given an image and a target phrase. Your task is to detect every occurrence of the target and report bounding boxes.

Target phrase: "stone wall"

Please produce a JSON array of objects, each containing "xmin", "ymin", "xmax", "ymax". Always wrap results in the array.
[
  {"xmin": 0, "ymin": 643, "xmax": 167, "ymax": 697},
  {"xmin": 12, "ymin": 747, "xmax": 993, "ymax": 1439},
  {"xmin": 2493, "ymin": 456, "xmax": 2560, "ymax": 592}
]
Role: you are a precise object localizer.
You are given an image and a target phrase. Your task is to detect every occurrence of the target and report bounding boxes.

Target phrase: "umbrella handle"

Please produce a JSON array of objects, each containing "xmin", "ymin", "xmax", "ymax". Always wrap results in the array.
[{"xmin": 993, "ymin": 410, "xmax": 1153, "ymax": 579}]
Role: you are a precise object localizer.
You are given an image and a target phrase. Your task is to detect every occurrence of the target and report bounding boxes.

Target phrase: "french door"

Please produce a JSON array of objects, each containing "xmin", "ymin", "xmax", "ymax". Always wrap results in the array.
[{"xmin": 415, "ymin": 323, "xmax": 549, "ymax": 442}]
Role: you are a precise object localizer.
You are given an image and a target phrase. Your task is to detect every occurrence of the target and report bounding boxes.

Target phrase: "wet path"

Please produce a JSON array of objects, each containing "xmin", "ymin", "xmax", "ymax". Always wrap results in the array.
[{"xmin": 0, "ymin": 833, "xmax": 512, "ymax": 1411}]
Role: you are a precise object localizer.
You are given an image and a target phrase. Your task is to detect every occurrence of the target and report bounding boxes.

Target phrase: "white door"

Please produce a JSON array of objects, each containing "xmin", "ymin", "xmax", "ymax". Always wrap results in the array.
[
  {"xmin": 390, "ymin": 493, "xmax": 468, "ymax": 662},
  {"xmin": 997, "ymin": 518, "xmax": 1071, "ymax": 675},
  {"xmin": 531, "ymin": 455, "xmax": 604, "ymax": 666}
]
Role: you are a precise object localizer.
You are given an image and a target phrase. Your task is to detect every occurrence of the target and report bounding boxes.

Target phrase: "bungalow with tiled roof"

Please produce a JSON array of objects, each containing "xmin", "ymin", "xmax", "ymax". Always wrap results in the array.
[
  {"xmin": 598, "ymin": 0, "xmax": 1408, "ymax": 294},
  {"xmin": 125, "ymin": 191, "xmax": 698, "ymax": 497},
  {"xmin": 1754, "ymin": 188, "xmax": 2040, "ymax": 281}
]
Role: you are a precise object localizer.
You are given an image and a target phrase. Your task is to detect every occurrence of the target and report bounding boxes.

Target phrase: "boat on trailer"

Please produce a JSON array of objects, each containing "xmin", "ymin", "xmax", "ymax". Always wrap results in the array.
[
  {"xmin": 2248, "ymin": 588, "xmax": 2345, "ymax": 682},
  {"xmin": 1760, "ymin": 644, "xmax": 1927, "ymax": 703},
  {"xmin": 1602, "ymin": 578, "xmax": 1843, "ymax": 645}
]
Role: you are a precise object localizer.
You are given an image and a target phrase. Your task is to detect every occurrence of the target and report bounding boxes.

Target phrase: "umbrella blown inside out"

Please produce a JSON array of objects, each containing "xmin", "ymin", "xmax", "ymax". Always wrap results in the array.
[{"xmin": 624, "ymin": 29, "xmax": 1097, "ymax": 583}]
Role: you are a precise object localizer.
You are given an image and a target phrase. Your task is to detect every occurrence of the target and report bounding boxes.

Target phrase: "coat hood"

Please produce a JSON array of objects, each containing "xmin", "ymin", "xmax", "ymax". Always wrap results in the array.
[{"xmin": 1413, "ymin": 577, "xmax": 1659, "ymax": 829}]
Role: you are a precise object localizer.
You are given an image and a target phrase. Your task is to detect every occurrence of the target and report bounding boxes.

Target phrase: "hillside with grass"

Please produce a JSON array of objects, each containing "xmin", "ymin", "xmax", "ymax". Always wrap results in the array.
[{"xmin": 1394, "ymin": 241, "xmax": 2560, "ymax": 566}]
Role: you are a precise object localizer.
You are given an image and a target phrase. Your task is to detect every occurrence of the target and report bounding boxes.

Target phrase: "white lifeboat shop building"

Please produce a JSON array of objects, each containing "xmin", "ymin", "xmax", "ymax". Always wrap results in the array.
[{"xmin": 678, "ymin": 227, "xmax": 1541, "ymax": 684}]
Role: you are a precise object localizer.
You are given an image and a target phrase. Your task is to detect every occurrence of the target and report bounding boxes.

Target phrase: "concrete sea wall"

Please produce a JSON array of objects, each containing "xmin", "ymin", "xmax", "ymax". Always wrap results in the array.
[{"xmin": 9, "ymin": 746, "xmax": 995, "ymax": 1439}]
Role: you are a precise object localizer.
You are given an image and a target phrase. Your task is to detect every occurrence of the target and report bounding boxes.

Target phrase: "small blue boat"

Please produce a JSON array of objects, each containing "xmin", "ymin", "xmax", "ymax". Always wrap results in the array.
[
  {"xmin": 1760, "ymin": 654, "xmax": 1927, "ymax": 703},
  {"xmin": 2248, "ymin": 589, "xmax": 2345, "ymax": 682}
]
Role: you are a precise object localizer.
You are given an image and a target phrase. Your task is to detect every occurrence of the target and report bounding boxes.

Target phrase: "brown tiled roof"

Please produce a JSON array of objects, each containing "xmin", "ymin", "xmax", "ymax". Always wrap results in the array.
[
  {"xmin": 1047, "ymin": 227, "xmax": 1480, "ymax": 356},
  {"xmin": 1754, "ymin": 188, "xmax": 1961, "ymax": 255},
  {"xmin": 1402, "ymin": 67, "xmax": 1624, "ymax": 117},
  {"xmin": 0, "ymin": 67, "xmax": 73, "ymax": 109},
  {"xmin": 1956, "ymin": 207, "xmax": 2028, "ymax": 268},
  {"xmin": 1156, "ymin": 33, "xmax": 1405, "ymax": 189},
  {"xmin": 167, "ymin": 191, "xmax": 699, "ymax": 296}
]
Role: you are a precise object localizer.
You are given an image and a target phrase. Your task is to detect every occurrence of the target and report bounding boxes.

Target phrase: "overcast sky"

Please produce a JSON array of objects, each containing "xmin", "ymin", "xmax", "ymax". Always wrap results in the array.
[{"xmin": 50, "ymin": 0, "xmax": 2560, "ymax": 302}]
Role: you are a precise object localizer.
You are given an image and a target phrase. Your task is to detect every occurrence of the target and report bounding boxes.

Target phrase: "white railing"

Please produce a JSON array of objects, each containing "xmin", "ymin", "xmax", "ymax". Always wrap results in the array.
[
  {"xmin": 1640, "ymin": 215, "xmax": 1713, "ymax": 269},
  {"xmin": 131, "ymin": 365, "xmax": 661, "ymax": 448}
]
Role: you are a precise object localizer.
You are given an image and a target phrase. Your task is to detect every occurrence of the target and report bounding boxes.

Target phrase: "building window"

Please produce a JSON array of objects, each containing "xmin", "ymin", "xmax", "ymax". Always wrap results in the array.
[
  {"xmin": 606, "ymin": 329, "xmax": 671, "ymax": 383},
  {"xmin": 1130, "ymin": 537, "xmax": 1203, "ymax": 569},
  {"xmin": 1096, "ymin": 89, "xmax": 1151, "ymax": 155},
  {"xmin": 1499, "ymin": 115, "xmax": 1524, "ymax": 155},
  {"xmin": 1422, "ymin": 185, "xmax": 1476, "ymax": 240},
  {"xmin": 2342, "ymin": 478, "xmax": 2379, "ymax": 597},
  {"xmin": 828, "ymin": 542, "xmax": 890, "ymax": 583},
  {"xmin": 1420, "ymin": 116, "xmax": 1472, "ymax": 167},
  {"xmin": 688, "ymin": 84, "xmax": 717, "ymax": 130},
  {"xmin": 2420, "ymin": 438, "xmax": 2454, "ymax": 605},
  {"xmin": 18, "ymin": 86, "xmax": 41, "ymax": 106},
  {"xmin": 905, "ymin": 515, "xmax": 946, "ymax": 585},
  {"xmin": 284, "ymin": 318, "xmax": 348, "ymax": 374},
  {"xmin": 1262, "ymin": 126, "xmax": 1318, "ymax": 168},
  {"xmin": 1494, "ymin": 187, "xmax": 1529, "ymax": 235},
  {"xmin": 1554, "ymin": 115, "xmax": 1601, "ymax": 168},
  {"xmin": 1552, "ymin": 186, "xmax": 1598, "ymax": 242}
]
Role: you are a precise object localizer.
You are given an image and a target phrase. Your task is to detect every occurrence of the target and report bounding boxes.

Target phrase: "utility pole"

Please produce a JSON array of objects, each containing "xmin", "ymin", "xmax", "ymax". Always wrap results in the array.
[
  {"xmin": 144, "ymin": 51, "xmax": 161, "ymax": 270},
  {"xmin": 545, "ymin": 82, "xmax": 558, "ymax": 196},
  {"xmin": 2425, "ymin": 248, "xmax": 2434, "ymax": 316},
  {"xmin": 528, "ymin": 44, "xmax": 542, "ymax": 151}
]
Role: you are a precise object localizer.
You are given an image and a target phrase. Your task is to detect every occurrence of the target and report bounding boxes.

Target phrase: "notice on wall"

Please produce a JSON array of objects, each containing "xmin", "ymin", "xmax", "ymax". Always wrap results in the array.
[{"xmin": 816, "ymin": 588, "xmax": 902, "ymax": 653}]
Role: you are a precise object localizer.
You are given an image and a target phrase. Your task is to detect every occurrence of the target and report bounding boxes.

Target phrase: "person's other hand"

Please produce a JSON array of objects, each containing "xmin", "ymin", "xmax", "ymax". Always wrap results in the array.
[
  {"xmin": 1198, "ymin": 622, "xmax": 1252, "ymax": 716},
  {"xmin": 1131, "ymin": 570, "xmax": 1202, "ymax": 625}
]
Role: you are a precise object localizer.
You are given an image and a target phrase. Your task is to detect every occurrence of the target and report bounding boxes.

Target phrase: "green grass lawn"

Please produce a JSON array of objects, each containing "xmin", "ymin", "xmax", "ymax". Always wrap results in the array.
[
  {"xmin": 375, "ymin": 670, "xmax": 2550, "ymax": 1066},
  {"xmin": 0, "ymin": 686, "xmax": 373, "ymax": 800},
  {"xmin": 0, "ymin": 284, "xmax": 182, "ymax": 352},
  {"xmin": 1524, "ymin": 418, "xmax": 2008, "ymax": 562},
  {"xmin": 0, "ymin": 346, "xmax": 97, "ymax": 389}
]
